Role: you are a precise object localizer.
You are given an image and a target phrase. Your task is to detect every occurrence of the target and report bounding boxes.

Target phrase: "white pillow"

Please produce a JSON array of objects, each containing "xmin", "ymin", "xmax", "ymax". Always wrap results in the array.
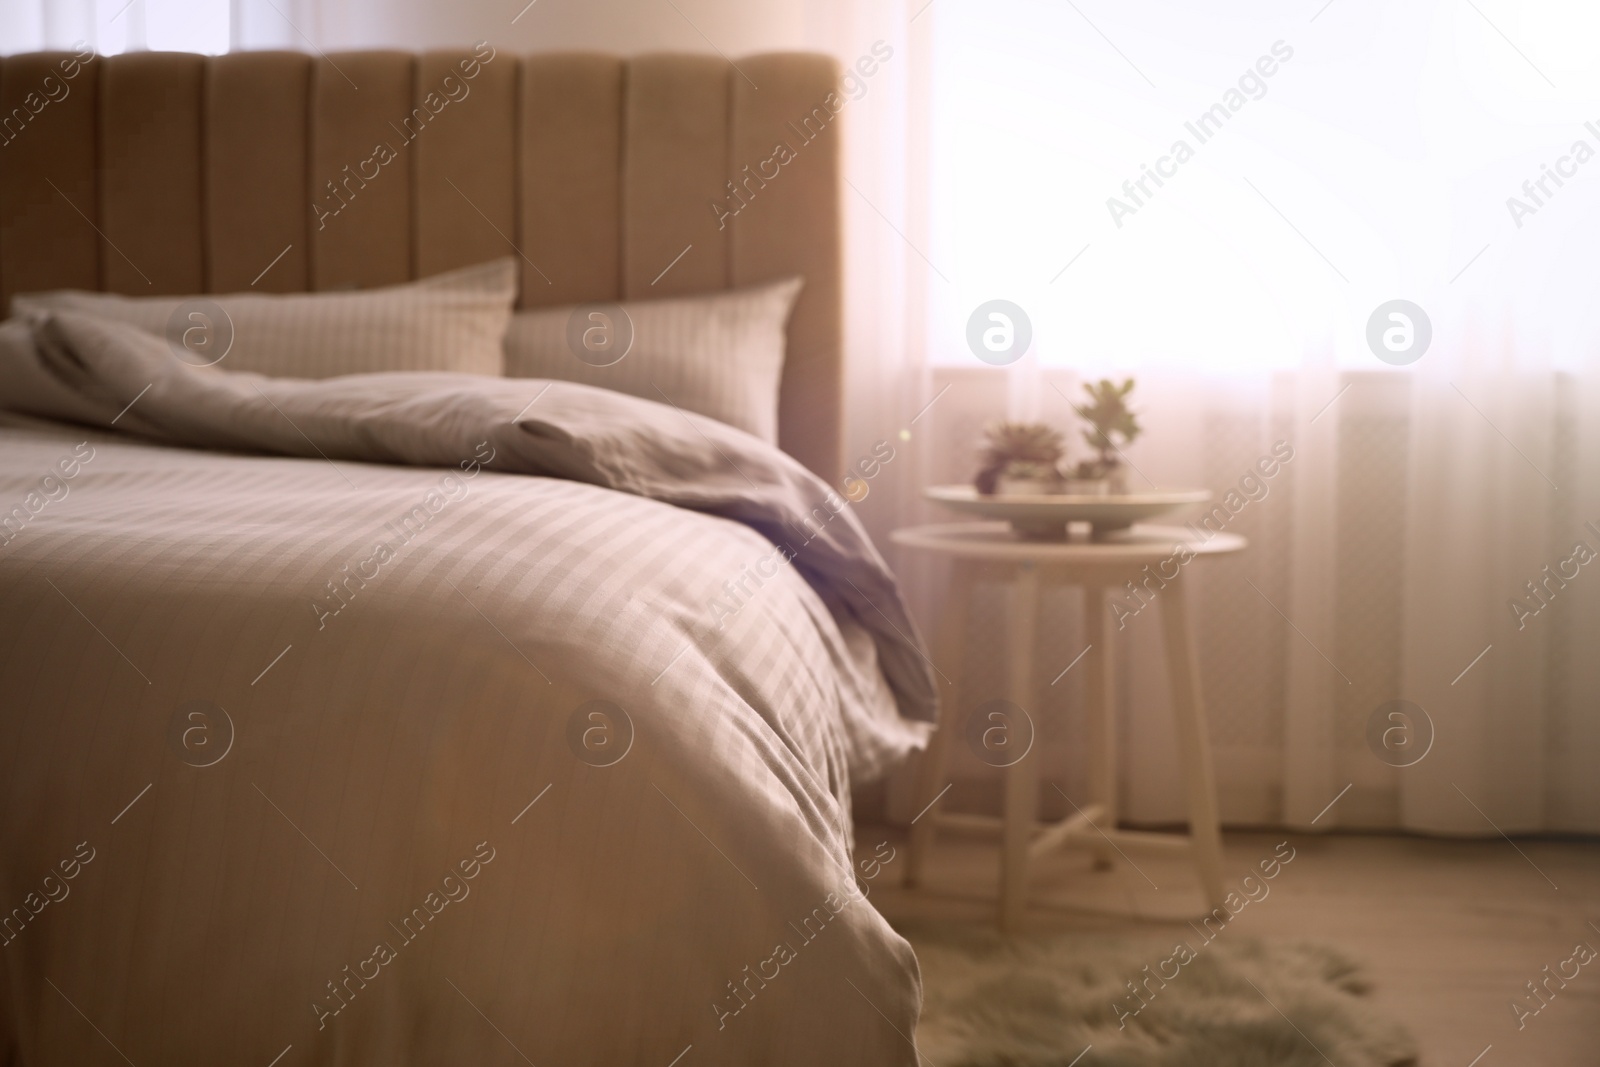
[
  {"xmin": 504, "ymin": 277, "xmax": 802, "ymax": 442},
  {"xmin": 9, "ymin": 258, "xmax": 518, "ymax": 378}
]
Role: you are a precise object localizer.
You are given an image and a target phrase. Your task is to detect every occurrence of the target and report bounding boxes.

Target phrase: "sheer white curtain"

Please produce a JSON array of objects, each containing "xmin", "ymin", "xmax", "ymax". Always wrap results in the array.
[
  {"xmin": 870, "ymin": 0, "xmax": 1600, "ymax": 833},
  {"xmin": 801, "ymin": 0, "xmax": 930, "ymax": 543},
  {"xmin": 1396, "ymin": 316, "xmax": 1600, "ymax": 834},
  {"xmin": 0, "ymin": 0, "xmax": 316, "ymax": 55}
]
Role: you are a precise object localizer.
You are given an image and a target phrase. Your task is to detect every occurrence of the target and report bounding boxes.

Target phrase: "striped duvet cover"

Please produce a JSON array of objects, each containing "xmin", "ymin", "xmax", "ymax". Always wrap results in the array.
[{"xmin": 0, "ymin": 312, "xmax": 932, "ymax": 1065}]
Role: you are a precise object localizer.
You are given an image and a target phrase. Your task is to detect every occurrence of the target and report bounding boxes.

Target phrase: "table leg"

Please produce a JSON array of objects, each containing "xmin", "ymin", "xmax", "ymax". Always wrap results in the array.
[
  {"xmin": 1083, "ymin": 581, "xmax": 1117, "ymax": 870},
  {"xmin": 999, "ymin": 564, "xmax": 1040, "ymax": 932},
  {"xmin": 905, "ymin": 560, "xmax": 972, "ymax": 888},
  {"xmin": 1158, "ymin": 577, "xmax": 1227, "ymax": 909}
]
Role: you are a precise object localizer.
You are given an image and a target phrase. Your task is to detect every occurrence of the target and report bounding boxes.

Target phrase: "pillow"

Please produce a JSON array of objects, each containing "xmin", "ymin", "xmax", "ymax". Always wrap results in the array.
[
  {"xmin": 503, "ymin": 277, "xmax": 802, "ymax": 442},
  {"xmin": 9, "ymin": 258, "xmax": 518, "ymax": 378}
]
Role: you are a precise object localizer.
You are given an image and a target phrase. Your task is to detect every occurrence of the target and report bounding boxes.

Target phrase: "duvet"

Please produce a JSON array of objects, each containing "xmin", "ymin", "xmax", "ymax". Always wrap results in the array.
[{"xmin": 0, "ymin": 312, "xmax": 934, "ymax": 1065}]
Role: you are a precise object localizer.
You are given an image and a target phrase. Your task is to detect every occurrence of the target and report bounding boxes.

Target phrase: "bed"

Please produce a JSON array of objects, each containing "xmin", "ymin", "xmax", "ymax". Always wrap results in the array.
[{"xmin": 0, "ymin": 48, "xmax": 931, "ymax": 1065}]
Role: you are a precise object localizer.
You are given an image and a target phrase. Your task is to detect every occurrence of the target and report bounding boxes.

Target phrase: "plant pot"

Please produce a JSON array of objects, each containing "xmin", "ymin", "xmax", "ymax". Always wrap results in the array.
[
  {"xmin": 1063, "ymin": 478, "xmax": 1110, "ymax": 496},
  {"xmin": 996, "ymin": 476, "xmax": 1062, "ymax": 497}
]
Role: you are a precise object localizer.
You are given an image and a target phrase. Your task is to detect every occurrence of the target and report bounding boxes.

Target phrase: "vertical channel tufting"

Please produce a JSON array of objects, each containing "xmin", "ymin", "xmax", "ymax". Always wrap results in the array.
[
  {"xmin": 99, "ymin": 51, "xmax": 206, "ymax": 294},
  {"xmin": 0, "ymin": 48, "xmax": 100, "ymax": 309},
  {"xmin": 413, "ymin": 45, "xmax": 516, "ymax": 280},
  {"xmin": 309, "ymin": 51, "xmax": 414, "ymax": 291},
  {"xmin": 729, "ymin": 53, "xmax": 843, "ymax": 481},
  {"xmin": 621, "ymin": 54, "xmax": 729, "ymax": 299},
  {"xmin": 206, "ymin": 52, "xmax": 311, "ymax": 293},
  {"xmin": 517, "ymin": 54, "xmax": 623, "ymax": 308}
]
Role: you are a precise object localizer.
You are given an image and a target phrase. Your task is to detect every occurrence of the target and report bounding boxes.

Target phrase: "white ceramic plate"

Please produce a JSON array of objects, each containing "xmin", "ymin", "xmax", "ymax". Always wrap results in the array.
[{"xmin": 925, "ymin": 485, "xmax": 1212, "ymax": 539}]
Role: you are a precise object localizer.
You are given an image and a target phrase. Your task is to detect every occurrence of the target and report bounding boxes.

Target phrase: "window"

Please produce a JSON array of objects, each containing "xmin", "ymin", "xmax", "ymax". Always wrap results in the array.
[
  {"xmin": 3, "ymin": 0, "xmax": 230, "ymax": 57},
  {"xmin": 924, "ymin": 0, "xmax": 1600, "ymax": 370}
]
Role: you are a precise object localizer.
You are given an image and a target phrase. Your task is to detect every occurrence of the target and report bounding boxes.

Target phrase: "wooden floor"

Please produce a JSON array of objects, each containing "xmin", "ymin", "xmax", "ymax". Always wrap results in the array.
[{"xmin": 856, "ymin": 824, "xmax": 1600, "ymax": 1065}]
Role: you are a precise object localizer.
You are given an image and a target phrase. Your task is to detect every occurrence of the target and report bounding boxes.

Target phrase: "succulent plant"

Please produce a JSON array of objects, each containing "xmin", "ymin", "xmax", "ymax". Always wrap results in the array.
[
  {"xmin": 979, "ymin": 420, "xmax": 1066, "ymax": 464},
  {"xmin": 974, "ymin": 421, "xmax": 1065, "ymax": 494}
]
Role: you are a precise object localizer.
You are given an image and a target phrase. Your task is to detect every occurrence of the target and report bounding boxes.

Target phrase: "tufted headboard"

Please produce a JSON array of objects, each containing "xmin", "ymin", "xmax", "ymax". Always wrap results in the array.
[{"xmin": 0, "ymin": 47, "xmax": 844, "ymax": 480}]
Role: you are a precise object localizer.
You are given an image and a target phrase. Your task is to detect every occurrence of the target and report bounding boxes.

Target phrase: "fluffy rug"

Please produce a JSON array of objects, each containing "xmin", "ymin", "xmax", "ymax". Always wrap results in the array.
[{"xmin": 905, "ymin": 922, "xmax": 1418, "ymax": 1067}]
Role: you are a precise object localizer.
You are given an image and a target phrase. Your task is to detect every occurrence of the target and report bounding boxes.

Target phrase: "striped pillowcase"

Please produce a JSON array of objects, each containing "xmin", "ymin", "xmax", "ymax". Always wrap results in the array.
[
  {"xmin": 9, "ymin": 258, "xmax": 518, "ymax": 379},
  {"xmin": 504, "ymin": 277, "xmax": 802, "ymax": 442}
]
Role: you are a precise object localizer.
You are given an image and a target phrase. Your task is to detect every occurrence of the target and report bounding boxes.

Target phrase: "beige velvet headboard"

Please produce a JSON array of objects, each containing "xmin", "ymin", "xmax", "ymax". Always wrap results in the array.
[{"xmin": 0, "ymin": 48, "xmax": 844, "ymax": 480}]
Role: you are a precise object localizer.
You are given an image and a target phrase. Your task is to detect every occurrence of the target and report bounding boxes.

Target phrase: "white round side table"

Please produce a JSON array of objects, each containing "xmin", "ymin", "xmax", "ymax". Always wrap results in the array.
[{"xmin": 892, "ymin": 521, "xmax": 1247, "ymax": 930}]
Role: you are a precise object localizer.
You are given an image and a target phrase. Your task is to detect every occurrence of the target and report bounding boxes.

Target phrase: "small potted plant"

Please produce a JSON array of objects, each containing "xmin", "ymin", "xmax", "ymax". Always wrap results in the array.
[
  {"xmin": 1064, "ymin": 457, "xmax": 1112, "ymax": 496},
  {"xmin": 974, "ymin": 421, "xmax": 1066, "ymax": 496},
  {"xmin": 1071, "ymin": 378, "xmax": 1141, "ymax": 495}
]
